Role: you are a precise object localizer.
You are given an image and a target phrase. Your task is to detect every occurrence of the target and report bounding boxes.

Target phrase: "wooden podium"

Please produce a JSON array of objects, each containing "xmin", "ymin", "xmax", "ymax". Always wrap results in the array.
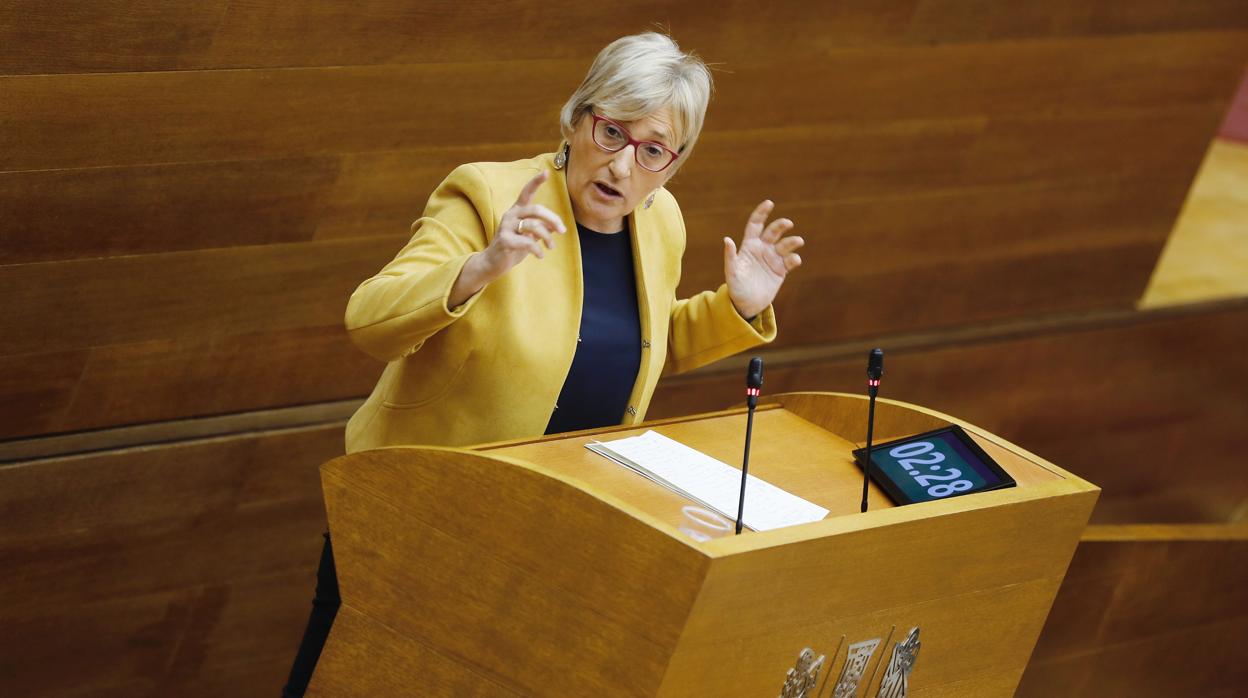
[{"xmin": 307, "ymin": 392, "xmax": 1098, "ymax": 697}]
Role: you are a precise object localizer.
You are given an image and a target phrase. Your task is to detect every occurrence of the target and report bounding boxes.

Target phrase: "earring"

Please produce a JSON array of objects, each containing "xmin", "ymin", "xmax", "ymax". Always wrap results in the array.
[
  {"xmin": 644, "ymin": 191, "xmax": 656, "ymax": 209},
  {"xmin": 554, "ymin": 144, "xmax": 568, "ymax": 169}
]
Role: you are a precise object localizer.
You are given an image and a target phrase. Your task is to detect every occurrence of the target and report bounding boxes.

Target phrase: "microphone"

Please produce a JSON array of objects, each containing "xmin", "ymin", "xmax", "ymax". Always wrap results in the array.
[
  {"xmin": 737, "ymin": 356, "xmax": 764, "ymax": 534},
  {"xmin": 867, "ymin": 348, "xmax": 883, "ymax": 394},
  {"xmin": 861, "ymin": 348, "xmax": 884, "ymax": 513},
  {"xmin": 746, "ymin": 356, "xmax": 763, "ymax": 408}
]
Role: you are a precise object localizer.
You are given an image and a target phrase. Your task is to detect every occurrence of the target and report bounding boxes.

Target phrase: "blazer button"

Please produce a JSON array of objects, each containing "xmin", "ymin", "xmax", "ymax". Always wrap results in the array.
[
  {"xmin": 626, "ymin": 406, "xmax": 637, "ymax": 416},
  {"xmin": 641, "ymin": 339, "xmax": 651, "ymax": 349}
]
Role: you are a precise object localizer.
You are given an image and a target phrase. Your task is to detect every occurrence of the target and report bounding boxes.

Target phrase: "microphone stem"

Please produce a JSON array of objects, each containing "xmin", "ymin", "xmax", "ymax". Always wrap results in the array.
[
  {"xmin": 736, "ymin": 404, "xmax": 755, "ymax": 534},
  {"xmin": 861, "ymin": 386, "xmax": 878, "ymax": 513}
]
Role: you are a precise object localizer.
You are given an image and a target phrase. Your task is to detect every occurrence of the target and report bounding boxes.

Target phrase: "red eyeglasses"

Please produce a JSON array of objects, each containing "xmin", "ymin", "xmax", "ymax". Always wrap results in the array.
[{"xmin": 589, "ymin": 112, "xmax": 681, "ymax": 172}]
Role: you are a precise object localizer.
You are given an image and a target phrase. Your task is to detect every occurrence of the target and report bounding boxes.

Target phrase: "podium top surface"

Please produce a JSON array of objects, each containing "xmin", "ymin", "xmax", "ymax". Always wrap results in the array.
[{"xmin": 470, "ymin": 392, "xmax": 1088, "ymax": 551}]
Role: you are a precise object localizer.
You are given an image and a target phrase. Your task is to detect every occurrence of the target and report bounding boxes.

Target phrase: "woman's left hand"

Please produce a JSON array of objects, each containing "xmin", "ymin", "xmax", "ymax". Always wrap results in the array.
[{"xmin": 723, "ymin": 200, "xmax": 805, "ymax": 320}]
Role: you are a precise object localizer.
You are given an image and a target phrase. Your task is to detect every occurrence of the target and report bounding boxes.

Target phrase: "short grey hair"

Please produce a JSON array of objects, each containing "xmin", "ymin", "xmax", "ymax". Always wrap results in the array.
[{"xmin": 559, "ymin": 33, "xmax": 713, "ymax": 173}]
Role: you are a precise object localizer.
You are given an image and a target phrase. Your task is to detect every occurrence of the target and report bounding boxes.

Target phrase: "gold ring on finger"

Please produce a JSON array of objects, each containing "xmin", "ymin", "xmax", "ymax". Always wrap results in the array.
[{"xmin": 517, "ymin": 218, "xmax": 527, "ymax": 234}]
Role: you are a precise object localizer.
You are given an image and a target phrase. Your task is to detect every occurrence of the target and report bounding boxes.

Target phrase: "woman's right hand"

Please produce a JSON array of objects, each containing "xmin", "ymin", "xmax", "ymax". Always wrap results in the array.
[
  {"xmin": 478, "ymin": 171, "xmax": 567, "ymax": 276},
  {"xmin": 449, "ymin": 171, "xmax": 567, "ymax": 308}
]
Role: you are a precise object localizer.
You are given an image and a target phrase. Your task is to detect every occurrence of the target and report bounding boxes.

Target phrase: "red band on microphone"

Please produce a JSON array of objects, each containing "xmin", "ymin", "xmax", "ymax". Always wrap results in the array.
[
  {"xmin": 745, "ymin": 388, "xmax": 761, "ymax": 397},
  {"xmin": 867, "ymin": 379, "xmax": 881, "ymax": 387}
]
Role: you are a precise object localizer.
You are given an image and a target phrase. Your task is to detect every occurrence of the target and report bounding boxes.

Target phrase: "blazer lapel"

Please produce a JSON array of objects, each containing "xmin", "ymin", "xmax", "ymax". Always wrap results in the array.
[
  {"xmin": 535, "ymin": 155, "xmax": 585, "ymax": 388},
  {"xmin": 629, "ymin": 198, "xmax": 663, "ymax": 397}
]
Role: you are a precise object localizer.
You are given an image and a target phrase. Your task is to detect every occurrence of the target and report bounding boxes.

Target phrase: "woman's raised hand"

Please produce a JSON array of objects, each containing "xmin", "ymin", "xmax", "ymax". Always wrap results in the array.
[
  {"xmin": 723, "ymin": 200, "xmax": 805, "ymax": 320},
  {"xmin": 479, "ymin": 171, "xmax": 567, "ymax": 277},
  {"xmin": 449, "ymin": 171, "xmax": 567, "ymax": 309}
]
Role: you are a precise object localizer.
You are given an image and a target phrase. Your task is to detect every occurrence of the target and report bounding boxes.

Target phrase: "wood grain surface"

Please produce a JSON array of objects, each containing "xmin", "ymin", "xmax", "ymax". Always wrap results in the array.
[
  {"xmin": 1017, "ymin": 523, "xmax": 1248, "ymax": 697},
  {"xmin": 4, "ymin": 1, "xmax": 1245, "ymax": 75},
  {"xmin": 2, "ymin": 6, "xmax": 1245, "ymax": 436},
  {"xmin": 651, "ymin": 300, "xmax": 1248, "ymax": 525},
  {"xmin": 5, "ymin": 2, "xmax": 1248, "ymax": 696},
  {"xmin": 314, "ymin": 445, "xmax": 708, "ymax": 696},
  {"xmin": 2, "ymin": 392, "xmax": 1238, "ymax": 695},
  {"xmin": 312, "ymin": 395, "xmax": 1096, "ymax": 696},
  {"xmin": 0, "ymin": 424, "xmax": 338, "ymax": 697}
]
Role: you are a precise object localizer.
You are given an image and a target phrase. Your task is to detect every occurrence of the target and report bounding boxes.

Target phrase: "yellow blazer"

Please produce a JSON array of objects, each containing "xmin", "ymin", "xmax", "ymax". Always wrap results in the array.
[{"xmin": 344, "ymin": 152, "xmax": 776, "ymax": 452}]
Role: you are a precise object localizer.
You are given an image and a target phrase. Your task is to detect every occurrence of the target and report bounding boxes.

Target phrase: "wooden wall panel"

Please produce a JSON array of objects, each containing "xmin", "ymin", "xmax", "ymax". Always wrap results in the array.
[
  {"xmin": 0, "ymin": 109, "xmax": 1210, "ymax": 345},
  {"xmin": 0, "ymin": 143, "xmax": 544, "ymax": 264},
  {"xmin": 762, "ymin": 241, "xmax": 1163, "ymax": 348},
  {"xmin": 0, "ymin": 158, "xmax": 341, "ymax": 264},
  {"xmin": 677, "ymin": 107, "xmax": 1219, "ymax": 210},
  {"xmin": 0, "ymin": 237, "xmax": 403, "ymax": 357},
  {"xmin": 0, "ymin": 327, "xmax": 374, "ymax": 439},
  {"xmin": 2, "ymin": 569, "xmax": 315, "ymax": 698},
  {"xmin": 1, "ymin": 101, "xmax": 1211, "ymax": 264},
  {"xmin": 3, "ymin": 33, "xmax": 1242, "ymax": 173},
  {"xmin": 680, "ymin": 175, "xmax": 1187, "ymax": 278},
  {"xmin": 908, "ymin": 1, "xmax": 1248, "ymax": 42},
  {"xmin": 2, "ymin": 8, "xmax": 1243, "ymax": 436},
  {"xmin": 0, "ymin": 349, "xmax": 90, "ymax": 438},
  {"xmin": 704, "ymin": 32, "xmax": 1248, "ymax": 127},
  {"xmin": 0, "ymin": 231, "xmax": 1165, "ymax": 441},
  {"xmin": 1016, "ymin": 525, "xmax": 1248, "ymax": 697},
  {"xmin": 0, "ymin": 165, "xmax": 1191, "ymax": 440},
  {"xmin": 0, "ymin": 425, "xmax": 338, "ymax": 697},
  {"xmin": 0, "ymin": 1, "xmax": 232, "ymax": 75},
  {"xmin": 0, "ymin": 189, "xmax": 1197, "ymax": 440},
  {"xmin": 649, "ymin": 301, "xmax": 1248, "ymax": 524},
  {"xmin": 0, "ymin": 63, "xmax": 575, "ymax": 172},
  {"xmin": 0, "ymin": 237, "xmax": 408, "ymax": 438},
  {"xmin": 2, "ymin": 1, "xmax": 1245, "ymax": 75}
]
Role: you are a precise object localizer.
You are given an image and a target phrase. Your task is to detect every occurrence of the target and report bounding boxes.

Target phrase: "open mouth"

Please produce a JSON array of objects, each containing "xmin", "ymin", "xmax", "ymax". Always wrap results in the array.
[{"xmin": 594, "ymin": 182, "xmax": 623, "ymax": 198}]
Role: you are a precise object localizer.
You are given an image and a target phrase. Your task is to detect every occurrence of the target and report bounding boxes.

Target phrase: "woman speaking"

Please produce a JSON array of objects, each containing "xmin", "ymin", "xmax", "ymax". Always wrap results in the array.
[{"xmin": 283, "ymin": 32, "xmax": 805, "ymax": 696}]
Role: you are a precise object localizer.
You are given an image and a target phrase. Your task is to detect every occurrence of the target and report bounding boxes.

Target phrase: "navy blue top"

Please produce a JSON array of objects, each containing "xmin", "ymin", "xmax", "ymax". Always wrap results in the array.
[{"xmin": 545, "ymin": 220, "xmax": 642, "ymax": 435}]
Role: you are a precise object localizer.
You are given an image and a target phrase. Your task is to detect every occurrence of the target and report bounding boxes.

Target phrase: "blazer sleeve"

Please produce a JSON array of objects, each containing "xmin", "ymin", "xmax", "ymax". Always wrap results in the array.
[
  {"xmin": 663, "ymin": 196, "xmax": 778, "ymax": 376},
  {"xmin": 344, "ymin": 164, "xmax": 495, "ymax": 362}
]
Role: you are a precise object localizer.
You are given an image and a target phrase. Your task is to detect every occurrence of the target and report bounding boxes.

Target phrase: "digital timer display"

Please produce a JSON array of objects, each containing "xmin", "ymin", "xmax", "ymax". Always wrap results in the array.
[{"xmin": 853, "ymin": 425, "xmax": 1016, "ymax": 506}]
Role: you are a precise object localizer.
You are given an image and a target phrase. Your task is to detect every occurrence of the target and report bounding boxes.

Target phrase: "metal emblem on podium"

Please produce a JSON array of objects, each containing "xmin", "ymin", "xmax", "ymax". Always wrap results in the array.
[
  {"xmin": 778, "ymin": 647, "xmax": 825, "ymax": 698},
  {"xmin": 779, "ymin": 623, "xmax": 921, "ymax": 697},
  {"xmin": 876, "ymin": 627, "xmax": 921, "ymax": 698},
  {"xmin": 831, "ymin": 637, "xmax": 881, "ymax": 698}
]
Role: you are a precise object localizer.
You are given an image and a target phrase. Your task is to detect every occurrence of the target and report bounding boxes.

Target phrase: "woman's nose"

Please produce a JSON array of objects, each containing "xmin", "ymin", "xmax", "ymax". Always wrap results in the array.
[{"xmin": 609, "ymin": 146, "xmax": 633, "ymax": 179}]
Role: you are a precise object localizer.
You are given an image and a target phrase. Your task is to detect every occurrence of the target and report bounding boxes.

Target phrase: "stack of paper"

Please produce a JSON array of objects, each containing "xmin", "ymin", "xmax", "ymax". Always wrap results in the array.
[{"xmin": 586, "ymin": 430, "xmax": 829, "ymax": 532}]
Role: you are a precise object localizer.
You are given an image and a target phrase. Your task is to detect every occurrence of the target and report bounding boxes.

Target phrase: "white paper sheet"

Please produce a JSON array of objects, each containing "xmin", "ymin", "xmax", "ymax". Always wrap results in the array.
[{"xmin": 587, "ymin": 430, "xmax": 829, "ymax": 532}]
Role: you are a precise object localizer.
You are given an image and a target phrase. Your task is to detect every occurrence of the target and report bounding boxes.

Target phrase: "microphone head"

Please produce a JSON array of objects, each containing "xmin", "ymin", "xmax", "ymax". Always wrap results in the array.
[
  {"xmin": 867, "ymin": 348, "xmax": 884, "ymax": 380},
  {"xmin": 747, "ymin": 356, "xmax": 764, "ymax": 389}
]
